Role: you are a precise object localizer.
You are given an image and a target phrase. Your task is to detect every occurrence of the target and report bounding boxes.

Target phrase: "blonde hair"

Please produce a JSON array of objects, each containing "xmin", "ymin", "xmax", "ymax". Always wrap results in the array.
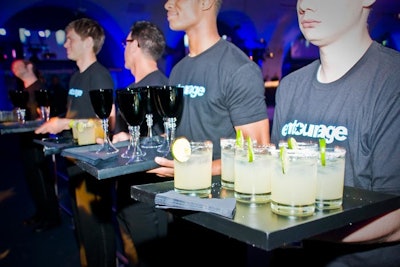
[{"xmin": 65, "ymin": 18, "xmax": 105, "ymax": 55}]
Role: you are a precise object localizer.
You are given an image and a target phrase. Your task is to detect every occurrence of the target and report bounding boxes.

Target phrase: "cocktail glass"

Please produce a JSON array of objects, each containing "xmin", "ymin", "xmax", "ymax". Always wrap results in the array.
[
  {"xmin": 315, "ymin": 146, "xmax": 346, "ymax": 210},
  {"xmin": 140, "ymin": 86, "xmax": 163, "ymax": 148},
  {"xmin": 234, "ymin": 143, "xmax": 275, "ymax": 204},
  {"xmin": 220, "ymin": 138, "xmax": 236, "ymax": 189},
  {"xmin": 89, "ymin": 88, "xmax": 119, "ymax": 154},
  {"xmin": 174, "ymin": 140, "xmax": 213, "ymax": 197},
  {"xmin": 35, "ymin": 89, "xmax": 50, "ymax": 121},
  {"xmin": 151, "ymin": 85, "xmax": 184, "ymax": 156},
  {"xmin": 116, "ymin": 87, "xmax": 147, "ymax": 163},
  {"xmin": 8, "ymin": 90, "xmax": 28, "ymax": 123},
  {"xmin": 270, "ymin": 141, "xmax": 319, "ymax": 217}
]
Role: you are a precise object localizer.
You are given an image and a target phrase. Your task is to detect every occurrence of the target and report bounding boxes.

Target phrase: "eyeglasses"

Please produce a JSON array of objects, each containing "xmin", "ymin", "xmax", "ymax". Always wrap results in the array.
[{"xmin": 122, "ymin": 39, "xmax": 134, "ymax": 48}]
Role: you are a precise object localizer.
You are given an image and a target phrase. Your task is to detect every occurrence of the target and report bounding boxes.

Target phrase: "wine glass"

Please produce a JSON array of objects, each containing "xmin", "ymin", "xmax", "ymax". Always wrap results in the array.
[
  {"xmin": 140, "ymin": 86, "xmax": 163, "ymax": 148},
  {"xmin": 8, "ymin": 90, "xmax": 28, "ymax": 123},
  {"xmin": 89, "ymin": 88, "xmax": 119, "ymax": 154},
  {"xmin": 34, "ymin": 89, "xmax": 50, "ymax": 121},
  {"xmin": 116, "ymin": 87, "xmax": 147, "ymax": 163},
  {"xmin": 151, "ymin": 85, "xmax": 184, "ymax": 155}
]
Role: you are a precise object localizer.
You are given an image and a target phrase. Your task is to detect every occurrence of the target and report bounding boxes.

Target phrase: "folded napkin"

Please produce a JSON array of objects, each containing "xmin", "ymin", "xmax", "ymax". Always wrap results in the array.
[
  {"xmin": 155, "ymin": 190, "xmax": 236, "ymax": 219},
  {"xmin": 61, "ymin": 145, "xmax": 119, "ymax": 165}
]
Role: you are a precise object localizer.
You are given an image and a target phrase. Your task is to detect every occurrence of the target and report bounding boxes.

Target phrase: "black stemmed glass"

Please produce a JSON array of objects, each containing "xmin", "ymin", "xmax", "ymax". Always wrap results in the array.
[
  {"xmin": 140, "ymin": 86, "xmax": 163, "ymax": 148},
  {"xmin": 89, "ymin": 88, "xmax": 119, "ymax": 154},
  {"xmin": 151, "ymin": 85, "xmax": 184, "ymax": 155},
  {"xmin": 34, "ymin": 89, "xmax": 50, "ymax": 121},
  {"xmin": 116, "ymin": 87, "xmax": 147, "ymax": 163},
  {"xmin": 9, "ymin": 90, "xmax": 28, "ymax": 123}
]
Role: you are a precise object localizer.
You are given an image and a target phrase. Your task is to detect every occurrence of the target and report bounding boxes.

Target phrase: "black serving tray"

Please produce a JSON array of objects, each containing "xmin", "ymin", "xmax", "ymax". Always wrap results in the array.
[
  {"xmin": 61, "ymin": 139, "xmax": 171, "ymax": 180},
  {"xmin": 0, "ymin": 120, "xmax": 43, "ymax": 135}
]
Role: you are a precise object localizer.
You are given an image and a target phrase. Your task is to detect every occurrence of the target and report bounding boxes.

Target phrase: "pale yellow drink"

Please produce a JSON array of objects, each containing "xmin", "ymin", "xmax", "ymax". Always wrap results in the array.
[
  {"xmin": 220, "ymin": 138, "xmax": 236, "ymax": 189},
  {"xmin": 234, "ymin": 144, "xmax": 275, "ymax": 204},
  {"xmin": 316, "ymin": 147, "xmax": 346, "ymax": 210},
  {"xmin": 270, "ymin": 142, "xmax": 319, "ymax": 217},
  {"xmin": 71, "ymin": 119, "xmax": 103, "ymax": 145},
  {"xmin": 174, "ymin": 141, "xmax": 213, "ymax": 197}
]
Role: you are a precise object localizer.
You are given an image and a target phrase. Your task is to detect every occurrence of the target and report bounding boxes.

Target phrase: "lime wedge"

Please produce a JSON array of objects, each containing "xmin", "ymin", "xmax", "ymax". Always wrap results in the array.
[
  {"xmin": 247, "ymin": 136, "xmax": 254, "ymax": 162},
  {"xmin": 319, "ymin": 138, "xmax": 326, "ymax": 166},
  {"xmin": 287, "ymin": 137, "xmax": 298, "ymax": 149},
  {"xmin": 236, "ymin": 129, "xmax": 244, "ymax": 148},
  {"xmin": 77, "ymin": 121, "xmax": 85, "ymax": 132},
  {"xmin": 171, "ymin": 137, "xmax": 191, "ymax": 162},
  {"xmin": 280, "ymin": 146, "xmax": 288, "ymax": 174}
]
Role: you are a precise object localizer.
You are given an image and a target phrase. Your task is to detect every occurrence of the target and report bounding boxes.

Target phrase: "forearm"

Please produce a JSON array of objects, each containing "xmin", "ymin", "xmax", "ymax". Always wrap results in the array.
[
  {"xmin": 314, "ymin": 209, "xmax": 400, "ymax": 244},
  {"xmin": 341, "ymin": 209, "xmax": 400, "ymax": 243},
  {"xmin": 212, "ymin": 159, "xmax": 221, "ymax": 176}
]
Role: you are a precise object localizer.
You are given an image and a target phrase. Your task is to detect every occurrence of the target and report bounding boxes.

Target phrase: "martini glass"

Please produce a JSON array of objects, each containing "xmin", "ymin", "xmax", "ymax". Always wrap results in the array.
[
  {"xmin": 151, "ymin": 85, "xmax": 184, "ymax": 155},
  {"xmin": 9, "ymin": 90, "xmax": 28, "ymax": 123},
  {"xmin": 34, "ymin": 89, "xmax": 50, "ymax": 121},
  {"xmin": 89, "ymin": 88, "xmax": 119, "ymax": 154},
  {"xmin": 116, "ymin": 87, "xmax": 147, "ymax": 163}
]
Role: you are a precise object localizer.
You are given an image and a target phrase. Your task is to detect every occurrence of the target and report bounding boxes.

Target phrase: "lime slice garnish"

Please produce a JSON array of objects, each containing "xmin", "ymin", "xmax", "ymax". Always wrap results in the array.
[
  {"xmin": 171, "ymin": 137, "xmax": 191, "ymax": 162},
  {"xmin": 236, "ymin": 129, "xmax": 244, "ymax": 148},
  {"xmin": 287, "ymin": 137, "xmax": 298, "ymax": 149},
  {"xmin": 319, "ymin": 138, "xmax": 326, "ymax": 166},
  {"xmin": 280, "ymin": 146, "xmax": 287, "ymax": 174},
  {"xmin": 247, "ymin": 136, "xmax": 254, "ymax": 162},
  {"xmin": 69, "ymin": 119, "xmax": 76, "ymax": 129},
  {"xmin": 77, "ymin": 121, "xmax": 85, "ymax": 132}
]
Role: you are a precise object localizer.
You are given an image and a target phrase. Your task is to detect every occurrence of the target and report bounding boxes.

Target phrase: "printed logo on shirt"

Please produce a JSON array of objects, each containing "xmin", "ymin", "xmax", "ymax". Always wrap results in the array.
[
  {"xmin": 178, "ymin": 84, "xmax": 206, "ymax": 98},
  {"xmin": 281, "ymin": 120, "xmax": 348, "ymax": 144},
  {"xmin": 69, "ymin": 88, "xmax": 83, "ymax": 98}
]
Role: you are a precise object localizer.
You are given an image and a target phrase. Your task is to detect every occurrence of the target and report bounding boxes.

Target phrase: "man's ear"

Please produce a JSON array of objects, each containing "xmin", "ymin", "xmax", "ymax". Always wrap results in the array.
[
  {"xmin": 84, "ymin": 36, "xmax": 94, "ymax": 50},
  {"xmin": 363, "ymin": 0, "xmax": 376, "ymax": 8},
  {"xmin": 200, "ymin": 0, "xmax": 215, "ymax": 11}
]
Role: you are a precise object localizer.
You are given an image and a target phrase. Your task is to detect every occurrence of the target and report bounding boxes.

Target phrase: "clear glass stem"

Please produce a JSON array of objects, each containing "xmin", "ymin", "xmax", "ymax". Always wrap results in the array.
[
  {"xmin": 16, "ymin": 108, "xmax": 26, "ymax": 124},
  {"xmin": 122, "ymin": 125, "xmax": 146, "ymax": 164},
  {"xmin": 156, "ymin": 117, "xmax": 176, "ymax": 156},
  {"xmin": 96, "ymin": 118, "xmax": 119, "ymax": 154},
  {"xmin": 40, "ymin": 106, "xmax": 50, "ymax": 121},
  {"xmin": 146, "ymin": 113, "xmax": 153, "ymax": 138}
]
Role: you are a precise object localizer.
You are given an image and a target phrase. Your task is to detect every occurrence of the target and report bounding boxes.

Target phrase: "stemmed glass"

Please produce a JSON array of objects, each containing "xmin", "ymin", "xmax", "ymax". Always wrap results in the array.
[
  {"xmin": 89, "ymin": 88, "xmax": 119, "ymax": 154},
  {"xmin": 8, "ymin": 90, "xmax": 28, "ymax": 123},
  {"xmin": 151, "ymin": 85, "xmax": 184, "ymax": 155},
  {"xmin": 34, "ymin": 89, "xmax": 50, "ymax": 121},
  {"xmin": 116, "ymin": 87, "xmax": 147, "ymax": 163},
  {"xmin": 140, "ymin": 86, "xmax": 163, "ymax": 148}
]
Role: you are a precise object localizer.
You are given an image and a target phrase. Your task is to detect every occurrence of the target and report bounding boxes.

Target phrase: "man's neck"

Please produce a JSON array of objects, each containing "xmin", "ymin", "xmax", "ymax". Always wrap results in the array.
[
  {"xmin": 132, "ymin": 60, "xmax": 158, "ymax": 83},
  {"xmin": 23, "ymin": 76, "xmax": 38, "ymax": 88},
  {"xmin": 76, "ymin": 55, "xmax": 97, "ymax": 73}
]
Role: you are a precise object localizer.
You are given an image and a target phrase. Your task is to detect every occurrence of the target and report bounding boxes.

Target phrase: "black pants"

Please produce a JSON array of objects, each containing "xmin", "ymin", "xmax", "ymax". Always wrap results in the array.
[
  {"xmin": 115, "ymin": 173, "xmax": 170, "ymax": 267},
  {"xmin": 67, "ymin": 163, "xmax": 116, "ymax": 267},
  {"xmin": 19, "ymin": 132, "xmax": 60, "ymax": 223}
]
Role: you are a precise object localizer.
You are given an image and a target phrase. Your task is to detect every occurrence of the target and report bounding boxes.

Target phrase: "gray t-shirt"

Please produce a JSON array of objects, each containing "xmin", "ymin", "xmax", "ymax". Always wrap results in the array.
[
  {"xmin": 66, "ymin": 61, "xmax": 114, "ymax": 119},
  {"xmin": 169, "ymin": 38, "xmax": 268, "ymax": 159}
]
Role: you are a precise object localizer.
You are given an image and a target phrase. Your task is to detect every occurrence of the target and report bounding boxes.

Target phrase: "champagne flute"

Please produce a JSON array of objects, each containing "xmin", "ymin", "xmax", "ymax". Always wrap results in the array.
[
  {"xmin": 34, "ymin": 89, "xmax": 50, "ymax": 121},
  {"xmin": 151, "ymin": 85, "xmax": 184, "ymax": 155},
  {"xmin": 89, "ymin": 88, "xmax": 119, "ymax": 154},
  {"xmin": 9, "ymin": 89, "xmax": 28, "ymax": 123},
  {"xmin": 116, "ymin": 87, "xmax": 147, "ymax": 163}
]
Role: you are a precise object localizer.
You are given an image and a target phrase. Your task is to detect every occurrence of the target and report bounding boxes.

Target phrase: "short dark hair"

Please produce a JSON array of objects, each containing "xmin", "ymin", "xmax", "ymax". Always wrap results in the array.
[
  {"xmin": 130, "ymin": 21, "xmax": 166, "ymax": 61},
  {"xmin": 65, "ymin": 18, "xmax": 105, "ymax": 55}
]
